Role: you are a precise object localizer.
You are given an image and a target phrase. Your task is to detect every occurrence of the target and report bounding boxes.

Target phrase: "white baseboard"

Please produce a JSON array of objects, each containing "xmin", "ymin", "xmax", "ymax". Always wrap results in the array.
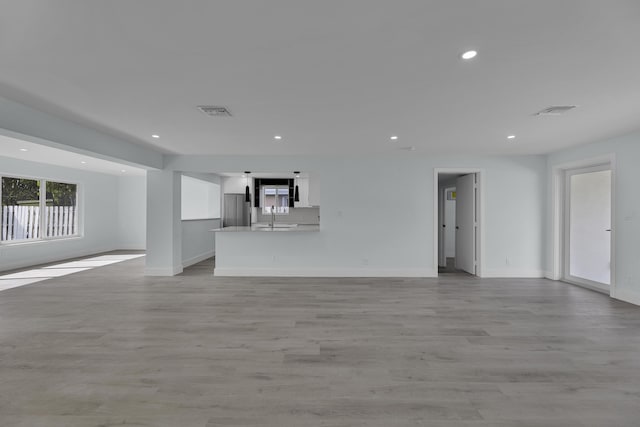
[
  {"xmin": 182, "ymin": 251, "xmax": 214, "ymax": 268},
  {"xmin": 117, "ymin": 244, "xmax": 146, "ymax": 250},
  {"xmin": 481, "ymin": 269, "xmax": 545, "ymax": 278},
  {"xmin": 612, "ymin": 288, "xmax": 640, "ymax": 307},
  {"xmin": 0, "ymin": 244, "xmax": 117, "ymax": 273},
  {"xmin": 144, "ymin": 265, "xmax": 183, "ymax": 276},
  {"xmin": 214, "ymin": 267, "xmax": 437, "ymax": 278}
]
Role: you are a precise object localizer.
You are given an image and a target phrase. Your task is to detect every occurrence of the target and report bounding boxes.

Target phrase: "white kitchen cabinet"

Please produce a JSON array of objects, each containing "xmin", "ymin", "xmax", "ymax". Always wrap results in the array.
[
  {"xmin": 294, "ymin": 177, "xmax": 309, "ymax": 207},
  {"xmin": 307, "ymin": 174, "xmax": 320, "ymax": 206},
  {"xmin": 294, "ymin": 175, "xmax": 320, "ymax": 207}
]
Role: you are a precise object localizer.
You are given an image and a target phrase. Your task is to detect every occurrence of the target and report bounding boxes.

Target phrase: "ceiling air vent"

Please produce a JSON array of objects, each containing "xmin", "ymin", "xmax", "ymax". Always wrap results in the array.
[
  {"xmin": 197, "ymin": 106, "xmax": 232, "ymax": 117},
  {"xmin": 534, "ymin": 105, "xmax": 577, "ymax": 116}
]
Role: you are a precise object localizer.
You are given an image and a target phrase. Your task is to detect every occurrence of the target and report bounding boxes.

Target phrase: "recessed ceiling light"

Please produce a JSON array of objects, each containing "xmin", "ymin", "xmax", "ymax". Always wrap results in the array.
[
  {"xmin": 121, "ymin": 170, "xmax": 126, "ymax": 173},
  {"xmin": 20, "ymin": 148, "xmax": 28, "ymax": 152},
  {"xmin": 390, "ymin": 136, "xmax": 398, "ymax": 141},
  {"xmin": 274, "ymin": 135, "xmax": 282, "ymax": 140},
  {"xmin": 507, "ymin": 135, "xmax": 516, "ymax": 139},
  {"xmin": 152, "ymin": 134, "xmax": 160, "ymax": 138},
  {"xmin": 461, "ymin": 50, "xmax": 477, "ymax": 60},
  {"xmin": 296, "ymin": 174, "xmax": 300, "ymax": 178},
  {"xmin": 81, "ymin": 161, "xmax": 87, "ymax": 164}
]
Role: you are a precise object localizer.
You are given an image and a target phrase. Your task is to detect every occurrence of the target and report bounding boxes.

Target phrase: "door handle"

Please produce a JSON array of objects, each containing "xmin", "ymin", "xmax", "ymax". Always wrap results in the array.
[
  {"xmin": 605, "ymin": 229, "xmax": 612, "ymax": 231},
  {"xmin": 442, "ymin": 224, "xmax": 446, "ymax": 228},
  {"xmin": 455, "ymin": 226, "xmax": 459, "ymax": 230}
]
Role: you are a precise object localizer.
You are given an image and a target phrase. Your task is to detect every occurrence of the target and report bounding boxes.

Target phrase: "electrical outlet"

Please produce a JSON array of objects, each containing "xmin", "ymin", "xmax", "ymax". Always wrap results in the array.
[{"xmin": 505, "ymin": 257, "xmax": 511, "ymax": 266}]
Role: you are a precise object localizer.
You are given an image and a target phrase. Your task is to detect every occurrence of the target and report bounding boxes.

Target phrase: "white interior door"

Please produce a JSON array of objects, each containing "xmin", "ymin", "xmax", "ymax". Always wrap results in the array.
[
  {"xmin": 444, "ymin": 187, "xmax": 456, "ymax": 260},
  {"xmin": 564, "ymin": 165, "xmax": 612, "ymax": 289},
  {"xmin": 455, "ymin": 174, "xmax": 476, "ymax": 274}
]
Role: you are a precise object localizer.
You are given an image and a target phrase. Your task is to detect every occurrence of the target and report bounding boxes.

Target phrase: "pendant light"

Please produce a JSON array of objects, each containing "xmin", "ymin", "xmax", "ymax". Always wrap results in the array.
[
  {"xmin": 244, "ymin": 171, "xmax": 251, "ymax": 203},
  {"xmin": 294, "ymin": 171, "xmax": 300, "ymax": 202}
]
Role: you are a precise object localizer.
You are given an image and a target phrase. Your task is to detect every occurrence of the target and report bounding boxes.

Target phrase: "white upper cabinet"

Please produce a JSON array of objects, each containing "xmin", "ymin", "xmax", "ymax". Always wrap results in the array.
[
  {"xmin": 295, "ymin": 177, "xmax": 309, "ymax": 207},
  {"xmin": 294, "ymin": 175, "xmax": 320, "ymax": 207},
  {"xmin": 307, "ymin": 174, "xmax": 320, "ymax": 206}
]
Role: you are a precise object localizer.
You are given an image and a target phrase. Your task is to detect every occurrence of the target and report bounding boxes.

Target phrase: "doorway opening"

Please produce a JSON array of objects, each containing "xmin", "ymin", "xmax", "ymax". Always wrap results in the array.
[
  {"xmin": 551, "ymin": 155, "xmax": 615, "ymax": 296},
  {"xmin": 434, "ymin": 169, "xmax": 484, "ymax": 277}
]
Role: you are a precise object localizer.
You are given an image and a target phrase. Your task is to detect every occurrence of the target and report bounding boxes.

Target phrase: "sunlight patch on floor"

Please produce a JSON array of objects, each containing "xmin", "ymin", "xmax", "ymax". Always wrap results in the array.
[{"xmin": 0, "ymin": 254, "xmax": 145, "ymax": 292}]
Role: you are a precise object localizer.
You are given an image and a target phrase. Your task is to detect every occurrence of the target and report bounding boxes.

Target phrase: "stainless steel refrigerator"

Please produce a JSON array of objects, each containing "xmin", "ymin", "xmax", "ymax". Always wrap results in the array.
[{"xmin": 223, "ymin": 193, "xmax": 251, "ymax": 227}]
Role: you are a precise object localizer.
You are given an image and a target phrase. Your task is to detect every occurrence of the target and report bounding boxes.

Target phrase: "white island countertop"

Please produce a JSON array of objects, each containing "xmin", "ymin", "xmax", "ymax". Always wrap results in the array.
[{"xmin": 211, "ymin": 224, "xmax": 320, "ymax": 232}]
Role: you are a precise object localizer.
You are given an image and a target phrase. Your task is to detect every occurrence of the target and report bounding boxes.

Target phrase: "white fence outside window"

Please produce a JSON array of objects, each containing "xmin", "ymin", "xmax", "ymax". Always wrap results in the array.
[{"xmin": 1, "ymin": 205, "xmax": 78, "ymax": 241}]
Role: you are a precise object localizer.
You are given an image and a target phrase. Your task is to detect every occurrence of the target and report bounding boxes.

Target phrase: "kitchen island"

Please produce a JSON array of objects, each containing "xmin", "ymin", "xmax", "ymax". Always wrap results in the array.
[{"xmin": 211, "ymin": 223, "xmax": 321, "ymax": 276}]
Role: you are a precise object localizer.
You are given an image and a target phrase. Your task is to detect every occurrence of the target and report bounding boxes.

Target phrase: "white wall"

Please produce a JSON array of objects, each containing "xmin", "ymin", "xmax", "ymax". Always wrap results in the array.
[
  {"xmin": 181, "ymin": 175, "xmax": 220, "ymax": 220},
  {"xmin": 116, "ymin": 175, "xmax": 146, "ymax": 250},
  {"xmin": 0, "ymin": 156, "xmax": 121, "ymax": 271},
  {"xmin": 168, "ymin": 154, "xmax": 546, "ymax": 277},
  {"xmin": 547, "ymin": 130, "xmax": 640, "ymax": 305},
  {"xmin": 180, "ymin": 173, "xmax": 221, "ymax": 268},
  {"xmin": 222, "ymin": 176, "xmax": 247, "ymax": 194},
  {"xmin": 146, "ymin": 170, "xmax": 182, "ymax": 276},
  {"xmin": 182, "ymin": 219, "xmax": 220, "ymax": 267}
]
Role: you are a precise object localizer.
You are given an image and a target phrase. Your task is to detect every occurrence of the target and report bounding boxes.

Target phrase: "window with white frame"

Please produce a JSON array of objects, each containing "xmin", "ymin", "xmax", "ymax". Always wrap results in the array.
[
  {"xmin": 262, "ymin": 186, "xmax": 289, "ymax": 214},
  {"xmin": 1, "ymin": 176, "xmax": 78, "ymax": 242}
]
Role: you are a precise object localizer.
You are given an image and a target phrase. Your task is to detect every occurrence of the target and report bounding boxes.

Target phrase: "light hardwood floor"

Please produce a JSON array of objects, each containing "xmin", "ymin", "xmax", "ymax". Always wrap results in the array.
[{"xmin": 1, "ymin": 254, "xmax": 640, "ymax": 426}]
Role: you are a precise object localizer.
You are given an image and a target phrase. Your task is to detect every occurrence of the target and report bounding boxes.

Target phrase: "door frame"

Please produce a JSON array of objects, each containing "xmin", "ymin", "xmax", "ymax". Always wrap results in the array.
[
  {"xmin": 550, "ymin": 154, "xmax": 616, "ymax": 296},
  {"xmin": 438, "ymin": 185, "xmax": 446, "ymax": 267},
  {"xmin": 563, "ymin": 164, "xmax": 612, "ymax": 292},
  {"xmin": 433, "ymin": 168, "xmax": 485, "ymax": 277}
]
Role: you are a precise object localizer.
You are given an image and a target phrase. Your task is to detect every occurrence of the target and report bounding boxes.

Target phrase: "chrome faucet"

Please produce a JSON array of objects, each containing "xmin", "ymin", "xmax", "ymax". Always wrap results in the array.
[{"xmin": 270, "ymin": 206, "xmax": 275, "ymax": 228}]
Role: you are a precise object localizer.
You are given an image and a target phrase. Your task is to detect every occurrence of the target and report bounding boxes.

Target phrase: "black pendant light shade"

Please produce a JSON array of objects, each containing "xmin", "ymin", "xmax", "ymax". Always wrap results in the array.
[
  {"xmin": 294, "ymin": 171, "xmax": 300, "ymax": 202},
  {"xmin": 244, "ymin": 171, "xmax": 251, "ymax": 203}
]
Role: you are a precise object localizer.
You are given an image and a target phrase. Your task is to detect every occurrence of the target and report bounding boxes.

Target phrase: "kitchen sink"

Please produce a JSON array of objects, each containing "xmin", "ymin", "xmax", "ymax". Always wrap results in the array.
[{"xmin": 254, "ymin": 223, "xmax": 298, "ymax": 229}]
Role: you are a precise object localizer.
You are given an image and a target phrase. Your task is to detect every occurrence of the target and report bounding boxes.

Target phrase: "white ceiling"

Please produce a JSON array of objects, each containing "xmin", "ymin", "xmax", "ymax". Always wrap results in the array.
[
  {"xmin": 0, "ymin": 134, "xmax": 146, "ymax": 176},
  {"xmin": 1, "ymin": 1, "xmax": 639, "ymax": 157}
]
